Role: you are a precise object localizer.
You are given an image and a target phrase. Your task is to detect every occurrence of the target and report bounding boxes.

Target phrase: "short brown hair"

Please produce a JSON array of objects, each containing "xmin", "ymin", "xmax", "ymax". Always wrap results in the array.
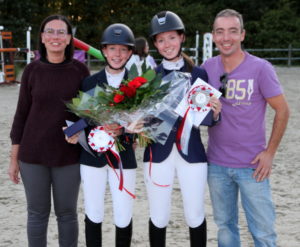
[{"xmin": 213, "ymin": 9, "xmax": 244, "ymax": 31}]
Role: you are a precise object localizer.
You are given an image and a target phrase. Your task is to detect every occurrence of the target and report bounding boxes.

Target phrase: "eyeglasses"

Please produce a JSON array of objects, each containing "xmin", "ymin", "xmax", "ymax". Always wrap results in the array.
[
  {"xmin": 43, "ymin": 28, "xmax": 68, "ymax": 38},
  {"xmin": 219, "ymin": 73, "xmax": 228, "ymax": 97}
]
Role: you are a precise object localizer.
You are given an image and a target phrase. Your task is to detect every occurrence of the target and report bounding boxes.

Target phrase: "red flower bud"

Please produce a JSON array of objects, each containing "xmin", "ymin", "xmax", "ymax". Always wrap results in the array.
[
  {"xmin": 136, "ymin": 77, "xmax": 147, "ymax": 84},
  {"xmin": 128, "ymin": 80, "xmax": 141, "ymax": 89},
  {"xmin": 128, "ymin": 77, "xmax": 147, "ymax": 89},
  {"xmin": 113, "ymin": 93, "xmax": 125, "ymax": 103},
  {"xmin": 120, "ymin": 85, "xmax": 136, "ymax": 98}
]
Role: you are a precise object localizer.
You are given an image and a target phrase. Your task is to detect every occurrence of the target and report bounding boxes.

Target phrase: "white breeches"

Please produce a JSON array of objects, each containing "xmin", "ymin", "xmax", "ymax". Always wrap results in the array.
[
  {"xmin": 80, "ymin": 164, "xmax": 136, "ymax": 228},
  {"xmin": 144, "ymin": 144, "xmax": 207, "ymax": 228}
]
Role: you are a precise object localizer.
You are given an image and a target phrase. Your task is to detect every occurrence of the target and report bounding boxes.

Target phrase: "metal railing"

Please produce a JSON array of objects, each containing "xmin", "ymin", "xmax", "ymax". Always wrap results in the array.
[
  {"xmin": 244, "ymin": 45, "xmax": 300, "ymax": 66},
  {"xmin": 4, "ymin": 32, "xmax": 300, "ymax": 83},
  {"xmin": 12, "ymin": 46, "xmax": 300, "ymax": 67},
  {"xmin": 150, "ymin": 45, "xmax": 300, "ymax": 67}
]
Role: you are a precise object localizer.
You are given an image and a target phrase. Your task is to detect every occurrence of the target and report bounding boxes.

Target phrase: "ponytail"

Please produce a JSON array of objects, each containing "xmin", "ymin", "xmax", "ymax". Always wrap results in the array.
[{"xmin": 181, "ymin": 52, "xmax": 194, "ymax": 73}]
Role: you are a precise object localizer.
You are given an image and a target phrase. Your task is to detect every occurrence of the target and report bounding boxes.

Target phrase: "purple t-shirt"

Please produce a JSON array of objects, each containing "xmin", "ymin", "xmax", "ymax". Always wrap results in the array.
[{"xmin": 202, "ymin": 52, "xmax": 283, "ymax": 168}]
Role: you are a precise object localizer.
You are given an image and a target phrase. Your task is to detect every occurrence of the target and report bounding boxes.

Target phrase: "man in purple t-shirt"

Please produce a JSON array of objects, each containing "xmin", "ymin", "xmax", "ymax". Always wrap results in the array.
[{"xmin": 202, "ymin": 9, "xmax": 290, "ymax": 247}]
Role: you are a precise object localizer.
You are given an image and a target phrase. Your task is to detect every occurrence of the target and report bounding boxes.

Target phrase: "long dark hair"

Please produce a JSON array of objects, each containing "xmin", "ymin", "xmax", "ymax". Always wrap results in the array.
[
  {"xmin": 38, "ymin": 14, "xmax": 74, "ymax": 60},
  {"xmin": 176, "ymin": 30, "xmax": 194, "ymax": 73},
  {"xmin": 134, "ymin": 37, "xmax": 148, "ymax": 58},
  {"xmin": 182, "ymin": 52, "xmax": 194, "ymax": 73}
]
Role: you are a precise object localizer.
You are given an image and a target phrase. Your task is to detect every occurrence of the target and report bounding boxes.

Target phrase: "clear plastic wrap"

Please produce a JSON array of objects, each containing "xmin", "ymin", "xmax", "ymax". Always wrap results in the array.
[{"xmin": 67, "ymin": 70, "xmax": 191, "ymax": 146}]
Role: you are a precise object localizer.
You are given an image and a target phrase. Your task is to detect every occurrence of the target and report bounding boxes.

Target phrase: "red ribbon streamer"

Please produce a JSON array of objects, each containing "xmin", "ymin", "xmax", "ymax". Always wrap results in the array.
[
  {"xmin": 176, "ymin": 106, "xmax": 190, "ymax": 152},
  {"xmin": 148, "ymin": 147, "xmax": 170, "ymax": 187},
  {"xmin": 105, "ymin": 152, "xmax": 136, "ymax": 199},
  {"xmin": 88, "ymin": 126, "xmax": 135, "ymax": 199}
]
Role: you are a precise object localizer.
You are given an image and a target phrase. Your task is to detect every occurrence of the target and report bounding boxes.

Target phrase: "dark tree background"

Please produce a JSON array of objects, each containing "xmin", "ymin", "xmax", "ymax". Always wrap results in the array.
[{"xmin": 1, "ymin": 0, "xmax": 299, "ymax": 62}]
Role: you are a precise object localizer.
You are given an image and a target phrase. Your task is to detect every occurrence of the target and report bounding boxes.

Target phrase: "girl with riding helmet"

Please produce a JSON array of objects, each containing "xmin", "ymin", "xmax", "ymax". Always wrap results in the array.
[
  {"xmin": 79, "ymin": 23, "xmax": 137, "ymax": 247},
  {"xmin": 143, "ymin": 11, "xmax": 222, "ymax": 246}
]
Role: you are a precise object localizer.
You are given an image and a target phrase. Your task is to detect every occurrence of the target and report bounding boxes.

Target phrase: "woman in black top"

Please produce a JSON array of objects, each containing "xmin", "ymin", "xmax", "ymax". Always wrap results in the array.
[{"xmin": 8, "ymin": 15, "xmax": 89, "ymax": 247}]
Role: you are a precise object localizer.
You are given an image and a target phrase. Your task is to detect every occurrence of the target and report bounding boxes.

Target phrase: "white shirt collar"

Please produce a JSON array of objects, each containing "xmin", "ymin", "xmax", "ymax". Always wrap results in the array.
[
  {"xmin": 162, "ymin": 57, "xmax": 184, "ymax": 70},
  {"xmin": 105, "ymin": 68, "xmax": 125, "ymax": 88}
]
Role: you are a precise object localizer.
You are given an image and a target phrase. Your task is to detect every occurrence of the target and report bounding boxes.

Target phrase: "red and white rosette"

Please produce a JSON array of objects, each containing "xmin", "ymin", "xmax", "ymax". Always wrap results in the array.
[
  {"xmin": 188, "ymin": 85, "xmax": 213, "ymax": 112},
  {"xmin": 175, "ymin": 78, "xmax": 220, "ymax": 155},
  {"xmin": 88, "ymin": 126, "xmax": 135, "ymax": 198},
  {"xmin": 88, "ymin": 126, "xmax": 115, "ymax": 152}
]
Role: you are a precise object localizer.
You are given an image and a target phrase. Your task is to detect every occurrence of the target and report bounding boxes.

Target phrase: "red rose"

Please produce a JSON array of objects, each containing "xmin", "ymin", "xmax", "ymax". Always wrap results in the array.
[
  {"xmin": 128, "ymin": 79, "xmax": 141, "ymax": 89},
  {"xmin": 120, "ymin": 85, "xmax": 136, "ymax": 98},
  {"xmin": 113, "ymin": 93, "xmax": 125, "ymax": 103},
  {"xmin": 128, "ymin": 77, "xmax": 147, "ymax": 89},
  {"xmin": 136, "ymin": 77, "xmax": 147, "ymax": 84}
]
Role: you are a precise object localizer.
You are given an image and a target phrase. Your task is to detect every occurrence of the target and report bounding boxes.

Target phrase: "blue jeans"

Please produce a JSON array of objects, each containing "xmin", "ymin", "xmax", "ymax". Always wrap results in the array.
[{"xmin": 208, "ymin": 164, "xmax": 277, "ymax": 247}]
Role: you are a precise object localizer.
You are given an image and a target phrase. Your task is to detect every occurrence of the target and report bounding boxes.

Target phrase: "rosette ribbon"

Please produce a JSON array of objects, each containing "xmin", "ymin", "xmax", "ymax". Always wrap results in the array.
[
  {"xmin": 148, "ymin": 147, "xmax": 170, "ymax": 187},
  {"xmin": 88, "ymin": 126, "xmax": 135, "ymax": 198},
  {"xmin": 175, "ymin": 78, "xmax": 221, "ymax": 155}
]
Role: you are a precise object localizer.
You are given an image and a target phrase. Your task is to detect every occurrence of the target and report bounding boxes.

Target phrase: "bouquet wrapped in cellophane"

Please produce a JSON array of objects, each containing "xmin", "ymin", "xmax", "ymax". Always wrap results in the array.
[{"xmin": 66, "ymin": 63, "xmax": 191, "ymax": 150}]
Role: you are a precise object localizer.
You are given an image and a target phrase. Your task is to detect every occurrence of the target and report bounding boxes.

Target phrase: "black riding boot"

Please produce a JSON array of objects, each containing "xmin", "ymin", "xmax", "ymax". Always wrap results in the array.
[
  {"xmin": 85, "ymin": 215, "xmax": 102, "ymax": 247},
  {"xmin": 149, "ymin": 219, "xmax": 166, "ymax": 247},
  {"xmin": 189, "ymin": 218, "xmax": 207, "ymax": 247},
  {"xmin": 115, "ymin": 220, "xmax": 132, "ymax": 247}
]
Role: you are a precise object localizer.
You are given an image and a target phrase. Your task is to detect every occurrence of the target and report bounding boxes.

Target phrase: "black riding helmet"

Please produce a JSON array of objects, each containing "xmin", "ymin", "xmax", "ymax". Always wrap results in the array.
[
  {"xmin": 100, "ymin": 23, "xmax": 135, "ymax": 70},
  {"xmin": 150, "ymin": 11, "xmax": 186, "ymax": 62},
  {"xmin": 149, "ymin": 11, "xmax": 185, "ymax": 38},
  {"xmin": 101, "ymin": 23, "xmax": 135, "ymax": 48}
]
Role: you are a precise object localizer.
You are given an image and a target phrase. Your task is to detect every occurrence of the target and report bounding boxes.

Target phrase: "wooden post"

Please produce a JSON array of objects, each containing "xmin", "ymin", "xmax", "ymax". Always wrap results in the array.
[{"xmin": 0, "ymin": 31, "xmax": 16, "ymax": 83}]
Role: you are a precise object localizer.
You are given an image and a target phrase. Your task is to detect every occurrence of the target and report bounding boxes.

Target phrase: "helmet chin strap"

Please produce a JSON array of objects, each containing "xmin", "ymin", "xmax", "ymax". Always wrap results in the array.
[
  {"xmin": 161, "ymin": 43, "xmax": 183, "ymax": 61},
  {"xmin": 106, "ymin": 62, "xmax": 125, "ymax": 71},
  {"xmin": 104, "ymin": 53, "xmax": 133, "ymax": 71},
  {"xmin": 163, "ymin": 51, "xmax": 181, "ymax": 61}
]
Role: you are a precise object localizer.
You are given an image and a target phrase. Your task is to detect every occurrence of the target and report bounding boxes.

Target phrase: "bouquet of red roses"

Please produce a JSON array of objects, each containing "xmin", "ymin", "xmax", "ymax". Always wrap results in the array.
[{"xmin": 67, "ymin": 64, "xmax": 191, "ymax": 149}]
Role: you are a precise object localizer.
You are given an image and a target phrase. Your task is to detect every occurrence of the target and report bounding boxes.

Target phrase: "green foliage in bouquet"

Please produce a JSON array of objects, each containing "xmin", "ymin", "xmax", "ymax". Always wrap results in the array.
[
  {"xmin": 66, "ymin": 63, "xmax": 171, "ymax": 148},
  {"xmin": 67, "ymin": 63, "xmax": 170, "ymax": 125}
]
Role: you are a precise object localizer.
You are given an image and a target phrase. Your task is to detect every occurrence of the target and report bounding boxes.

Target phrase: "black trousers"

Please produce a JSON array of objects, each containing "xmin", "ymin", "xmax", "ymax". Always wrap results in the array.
[{"xmin": 20, "ymin": 161, "xmax": 80, "ymax": 247}]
